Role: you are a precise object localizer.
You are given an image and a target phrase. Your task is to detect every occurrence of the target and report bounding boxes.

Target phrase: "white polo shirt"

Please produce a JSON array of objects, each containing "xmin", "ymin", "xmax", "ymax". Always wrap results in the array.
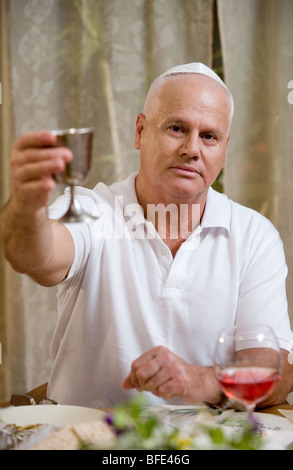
[{"xmin": 47, "ymin": 172, "xmax": 293, "ymax": 408}]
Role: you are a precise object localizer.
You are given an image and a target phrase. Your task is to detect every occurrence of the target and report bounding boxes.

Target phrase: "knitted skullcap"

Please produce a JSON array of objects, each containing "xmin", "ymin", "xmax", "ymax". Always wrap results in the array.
[
  {"xmin": 161, "ymin": 62, "xmax": 227, "ymax": 89},
  {"xmin": 159, "ymin": 62, "xmax": 234, "ymax": 126}
]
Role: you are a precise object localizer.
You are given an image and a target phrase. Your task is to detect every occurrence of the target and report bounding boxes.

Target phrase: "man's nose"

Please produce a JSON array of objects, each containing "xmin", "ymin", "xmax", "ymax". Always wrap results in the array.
[{"xmin": 179, "ymin": 133, "xmax": 201, "ymax": 159}]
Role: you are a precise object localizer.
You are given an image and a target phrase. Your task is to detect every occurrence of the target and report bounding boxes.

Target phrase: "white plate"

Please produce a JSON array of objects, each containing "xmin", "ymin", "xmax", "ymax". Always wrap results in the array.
[
  {"xmin": 230, "ymin": 412, "xmax": 293, "ymax": 432},
  {"xmin": 153, "ymin": 405, "xmax": 293, "ymax": 431},
  {"xmin": 0, "ymin": 405, "xmax": 105, "ymax": 426}
]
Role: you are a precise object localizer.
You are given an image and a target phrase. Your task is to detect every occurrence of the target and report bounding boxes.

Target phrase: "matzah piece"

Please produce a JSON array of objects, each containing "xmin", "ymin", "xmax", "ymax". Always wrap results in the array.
[{"xmin": 31, "ymin": 420, "xmax": 115, "ymax": 450}]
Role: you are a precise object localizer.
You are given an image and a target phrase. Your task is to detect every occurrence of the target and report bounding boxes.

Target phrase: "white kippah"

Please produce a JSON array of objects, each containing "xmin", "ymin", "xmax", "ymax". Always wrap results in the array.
[
  {"xmin": 160, "ymin": 62, "xmax": 234, "ymax": 125},
  {"xmin": 161, "ymin": 62, "xmax": 227, "ymax": 89}
]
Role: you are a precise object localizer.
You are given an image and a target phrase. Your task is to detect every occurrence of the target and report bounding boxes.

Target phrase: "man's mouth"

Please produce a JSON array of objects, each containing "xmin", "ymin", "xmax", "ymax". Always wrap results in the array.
[{"xmin": 170, "ymin": 165, "xmax": 201, "ymax": 176}]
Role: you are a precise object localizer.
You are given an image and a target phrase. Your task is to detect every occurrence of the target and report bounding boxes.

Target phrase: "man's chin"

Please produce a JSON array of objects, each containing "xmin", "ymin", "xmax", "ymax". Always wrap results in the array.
[{"xmin": 163, "ymin": 182, "xmax": 205, "ymax": 203}]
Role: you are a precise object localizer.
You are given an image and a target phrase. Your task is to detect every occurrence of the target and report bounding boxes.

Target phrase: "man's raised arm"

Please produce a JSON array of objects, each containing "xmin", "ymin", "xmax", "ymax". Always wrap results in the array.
[{"xmin": 0, "ymin": 131, "xmax": 75, "ymax": 287}]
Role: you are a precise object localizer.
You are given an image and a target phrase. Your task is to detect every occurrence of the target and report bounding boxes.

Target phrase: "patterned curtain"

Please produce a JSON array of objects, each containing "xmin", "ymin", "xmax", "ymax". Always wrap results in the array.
[{"xmin": 218, "ymin": 0, "xmax": 293, "ymax": 324}]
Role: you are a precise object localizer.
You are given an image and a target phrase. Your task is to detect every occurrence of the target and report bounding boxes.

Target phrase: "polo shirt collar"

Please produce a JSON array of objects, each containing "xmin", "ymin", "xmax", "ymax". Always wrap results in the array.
[
  {"xmin": 201, "ymin": 187, "xmax": 231, "ymax": 235},
  {"xmin": 112, "ymin": 173, "xmax": 146, "ymax": 231},
  {"xmin": 117, "ymin": 173, "xmax": 231, "ymax": 236}
]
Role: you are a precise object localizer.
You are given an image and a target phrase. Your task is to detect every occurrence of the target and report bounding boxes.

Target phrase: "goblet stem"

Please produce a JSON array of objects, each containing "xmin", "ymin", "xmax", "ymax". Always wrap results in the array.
[
  {"xmin": 57, "ymin": 185, "xmax": 97, "ymax": 224},
  {"xmin": 68, "ymin": 185, "xmax": 80, "ymax": 219}
]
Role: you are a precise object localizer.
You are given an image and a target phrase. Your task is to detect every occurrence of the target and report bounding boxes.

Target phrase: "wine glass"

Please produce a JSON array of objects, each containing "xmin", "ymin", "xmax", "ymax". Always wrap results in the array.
[
  {"xmin": 214, "ymin": 324, "xmax": 282, "ymax": 418},
  {"xmin": 53, "ymin": 127, "xmax": 97, "ymax": 223}
]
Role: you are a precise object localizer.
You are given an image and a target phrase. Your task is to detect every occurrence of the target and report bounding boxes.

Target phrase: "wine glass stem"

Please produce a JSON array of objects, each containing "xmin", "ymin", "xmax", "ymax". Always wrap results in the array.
[{"xmin": 246, "ymin": 403, "xmax": 255, "ymax": 419}]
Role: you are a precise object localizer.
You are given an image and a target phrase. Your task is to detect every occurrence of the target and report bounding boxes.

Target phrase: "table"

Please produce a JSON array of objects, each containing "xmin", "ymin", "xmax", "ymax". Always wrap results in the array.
[
  {"xmin": 1, "ymin": 401, "xmax": 293, "ymax": 450},
  {"xmin": 259, "ymin": 403, "xmax": 293, "ymax": 416},
  {"xmin": 1, "ymin": 400, "xmax": 293, "ymax": 413},
  {"xmin": 1, "ymin": 396, "xmax": 293, "ymax": 415}
]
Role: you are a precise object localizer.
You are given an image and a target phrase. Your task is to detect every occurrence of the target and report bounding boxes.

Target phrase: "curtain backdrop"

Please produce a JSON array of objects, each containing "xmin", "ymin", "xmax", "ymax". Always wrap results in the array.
[
  {"xmin": 1, "ymin": 0, "xmax": 293, "ymax": 404},
  {"xmin": 0, "ymin": 0, "xmax": 213, "ymax": 402},
  {"xmin": 218, "ymin": 0, "xmax": 293, "ymax": 327}
]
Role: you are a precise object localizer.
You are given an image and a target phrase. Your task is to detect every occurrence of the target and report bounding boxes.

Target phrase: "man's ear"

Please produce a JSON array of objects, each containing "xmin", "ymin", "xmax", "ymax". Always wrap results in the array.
[{"xmin": 134, "ymin": 113, "xmax": 146, "ymax": 150}]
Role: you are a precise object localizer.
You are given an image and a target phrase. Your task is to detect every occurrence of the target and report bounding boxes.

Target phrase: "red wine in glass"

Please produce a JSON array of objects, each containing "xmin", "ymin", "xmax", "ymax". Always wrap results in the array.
[
  {"xmin": 218, "ymin": 366, "xmax": 280, "ymax": 406},
  {"xmin": 214, "ymin": 324, "xmax": 282, "ymax": 416}
]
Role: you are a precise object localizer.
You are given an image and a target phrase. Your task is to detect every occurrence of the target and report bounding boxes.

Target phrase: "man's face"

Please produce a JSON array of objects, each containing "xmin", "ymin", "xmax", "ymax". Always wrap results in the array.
[{"xmin": 135, "ymin": 75, "xmax": 231, "ymax": 206}]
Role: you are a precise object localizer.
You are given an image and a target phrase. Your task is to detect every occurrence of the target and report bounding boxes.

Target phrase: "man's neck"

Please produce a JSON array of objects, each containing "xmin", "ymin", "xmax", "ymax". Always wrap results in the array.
[{"xmin": 135, "ymin": 177, "xmax": 207, "ymax": 257}]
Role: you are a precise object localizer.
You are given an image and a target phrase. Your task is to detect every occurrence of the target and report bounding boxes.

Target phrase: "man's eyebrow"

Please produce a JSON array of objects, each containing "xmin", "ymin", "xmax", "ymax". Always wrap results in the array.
[
  {"xmin": 162, "ymin": 117, "xmax": 188, "ymax": 125},
  {"xmin": 161, "ymin": 116, "xmax": 225, "ymax": 137}
]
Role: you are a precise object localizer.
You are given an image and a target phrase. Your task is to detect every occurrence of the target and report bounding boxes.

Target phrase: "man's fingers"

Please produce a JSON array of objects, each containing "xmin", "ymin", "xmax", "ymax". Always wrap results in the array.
[
  {"xmin": 13, "ymin": 130, "xmax": 56, "ymax": 151},
  {"xmin": 11, "ymin": 131, "xmax": 73, "ymax": 185},
  {"xmin": 13, "ymin": 153, "xmax": 69, "ymax": 182},
  {"xmin": 122, "ymin": 346, "xmax": 175, "ymax": 393},
  {"xmin": 9, "ymin": 131, "xmax": 72, "ymax": 214},
  {"xmin": 121, "ymin": 373, "xmax": 134, "ymax": 390},
  {"xmin": 121, "ymin": 352, "xmax": 159, "ymax": 391}
]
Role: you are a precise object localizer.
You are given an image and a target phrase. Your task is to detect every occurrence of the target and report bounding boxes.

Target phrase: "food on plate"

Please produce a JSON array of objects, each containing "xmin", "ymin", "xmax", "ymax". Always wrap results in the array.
[{"xmin": 31, "ymin": 420, "xmax": 115, "ymax": 450}]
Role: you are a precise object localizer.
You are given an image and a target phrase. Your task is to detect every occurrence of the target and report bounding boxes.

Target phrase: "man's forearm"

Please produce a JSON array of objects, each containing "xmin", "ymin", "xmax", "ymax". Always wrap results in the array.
[
  {"xmin": 0, "ymin": 198, "xmax": 54, "ymax": 275},
  {"xmin": 0, "ymin": 130, "xmax": 75, "ymax": 286},
  {"xmin": 256, "ymin": 349, "xmax": 293, "ymax": 408},
  {"xmin": 1, "ymin": 198, "xmax": 75, "ymax": 286}
]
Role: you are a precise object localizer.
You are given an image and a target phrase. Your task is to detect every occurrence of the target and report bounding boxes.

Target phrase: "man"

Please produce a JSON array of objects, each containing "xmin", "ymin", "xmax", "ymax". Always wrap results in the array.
[{"xmin": 1, "ymin": 63, "xmax": 293, "ymax": 408}]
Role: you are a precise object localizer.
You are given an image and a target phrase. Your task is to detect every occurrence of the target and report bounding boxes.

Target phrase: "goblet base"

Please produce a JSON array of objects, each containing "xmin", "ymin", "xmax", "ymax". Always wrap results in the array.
[
  {"xmin": 57, "ymin": 196, "xmax": 98, "ymax": 224},
  {"xmin": 57, "ymin": 210, "xmax": 97, "ymax": 224}
]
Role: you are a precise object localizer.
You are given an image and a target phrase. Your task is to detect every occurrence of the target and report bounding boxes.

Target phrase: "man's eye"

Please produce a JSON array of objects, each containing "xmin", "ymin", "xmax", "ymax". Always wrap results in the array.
[
  {"xmin": 202, "ymin": 133, "xmax": 216, "ymax": 142},
  {"xmin": 170, "ymin": 125, "xmax": 184, "ymax": 133}
]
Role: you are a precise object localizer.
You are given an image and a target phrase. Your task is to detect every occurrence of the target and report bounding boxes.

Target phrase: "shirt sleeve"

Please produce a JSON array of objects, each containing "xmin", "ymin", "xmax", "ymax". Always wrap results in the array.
[
  {"xmin": 48, "ymin": 187, "xmax": 97, "ymax": 282},
  {"xmin": 237, "ymin": 218, "xmax": 293, "ymax": 351}
]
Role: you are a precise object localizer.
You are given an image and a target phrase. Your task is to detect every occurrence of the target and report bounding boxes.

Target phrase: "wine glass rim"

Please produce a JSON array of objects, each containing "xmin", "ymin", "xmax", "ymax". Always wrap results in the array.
[{"xmin": 51, "ymin": 127, "xmax": 95, "ymax": 135}]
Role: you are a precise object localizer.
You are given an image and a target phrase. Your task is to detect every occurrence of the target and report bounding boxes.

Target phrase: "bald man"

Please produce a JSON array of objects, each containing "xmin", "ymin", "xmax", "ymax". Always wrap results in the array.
[{"xmin": 1, "ymin": 63, "xmax": 293, "ymax": 409}]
